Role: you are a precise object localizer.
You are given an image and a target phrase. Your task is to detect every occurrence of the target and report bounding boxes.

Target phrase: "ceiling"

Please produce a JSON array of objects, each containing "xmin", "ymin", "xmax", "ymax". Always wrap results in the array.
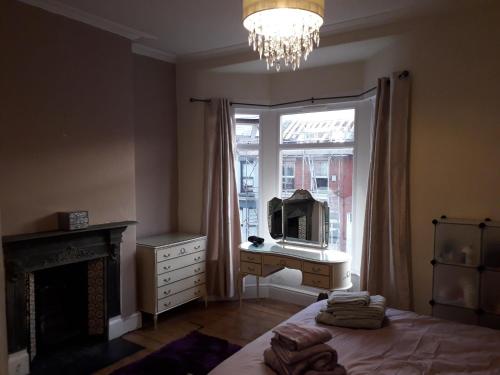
[{"xmin": 22, "ymin": 0, "xmax": 449, "ymax": 62}]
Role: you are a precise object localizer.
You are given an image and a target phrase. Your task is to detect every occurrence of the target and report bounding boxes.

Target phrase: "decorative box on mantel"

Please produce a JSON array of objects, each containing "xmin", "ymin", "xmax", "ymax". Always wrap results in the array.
[{"xmin": 2, "ymin": 221, "xmax": 136, "ymax": 357}]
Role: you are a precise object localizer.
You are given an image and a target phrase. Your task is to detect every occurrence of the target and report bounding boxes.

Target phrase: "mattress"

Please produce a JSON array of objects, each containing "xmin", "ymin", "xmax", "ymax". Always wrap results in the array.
[{"xmin": 210, "ymin": 300, "xmax": 500, "ymax": 374}]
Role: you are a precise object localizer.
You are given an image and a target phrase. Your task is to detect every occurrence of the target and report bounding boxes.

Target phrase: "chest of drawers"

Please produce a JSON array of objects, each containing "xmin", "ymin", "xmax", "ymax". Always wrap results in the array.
[{"xmin": 136, "ymin": 233, "xmax": 207, "ymax": 327}]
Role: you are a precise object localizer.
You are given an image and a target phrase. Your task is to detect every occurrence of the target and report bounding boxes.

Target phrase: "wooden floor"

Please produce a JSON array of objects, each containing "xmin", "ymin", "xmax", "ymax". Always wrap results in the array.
[{"xmin": 94, "ymin": 298, "xmax": 303, "ymax": 374}]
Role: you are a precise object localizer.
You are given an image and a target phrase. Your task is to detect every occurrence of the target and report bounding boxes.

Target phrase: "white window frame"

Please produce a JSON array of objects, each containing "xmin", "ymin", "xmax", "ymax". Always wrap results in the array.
[{"xmin": 234, "ymin": 98, "xmax": 373, "ymax": 273}]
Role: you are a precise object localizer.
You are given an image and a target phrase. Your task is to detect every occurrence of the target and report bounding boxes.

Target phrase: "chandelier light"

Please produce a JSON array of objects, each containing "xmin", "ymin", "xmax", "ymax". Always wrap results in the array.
[{"xmin": 242, "ymin": 0, "xmax": 324, "ymax": 72}]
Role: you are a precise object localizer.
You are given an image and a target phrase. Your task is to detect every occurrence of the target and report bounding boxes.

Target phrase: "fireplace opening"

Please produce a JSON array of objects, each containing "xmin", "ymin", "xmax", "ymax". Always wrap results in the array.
[{"xmin": 35, "ymin": 262, "xmax": 88, "ymax": 355}]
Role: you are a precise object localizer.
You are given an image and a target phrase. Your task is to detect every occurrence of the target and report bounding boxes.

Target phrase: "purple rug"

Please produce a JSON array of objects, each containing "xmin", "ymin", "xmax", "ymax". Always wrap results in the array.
[{"xmin": 111, "ymin": 330, "xmax": 241, "ymax": 375}]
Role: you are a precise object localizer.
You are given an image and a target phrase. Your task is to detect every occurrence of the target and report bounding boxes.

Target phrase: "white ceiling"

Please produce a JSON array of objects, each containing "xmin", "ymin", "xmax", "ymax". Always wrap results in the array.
[
  {"xmin": 22, "ymin": 0, "xmax": 448, "ymax": 60},
  {"xmin": 212, "ymin": 36, "xmax": 398, "ymax": 74}
]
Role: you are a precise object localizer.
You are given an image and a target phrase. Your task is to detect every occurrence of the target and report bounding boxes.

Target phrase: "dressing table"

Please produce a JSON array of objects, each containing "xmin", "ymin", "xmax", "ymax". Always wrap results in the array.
[
  {"xmin": 239, "ymin": 189, "xmax": 352, "ymax": 304},
  {"xmin": 239, "ymin": 241, "xmax": 352, "ymax": 304}
]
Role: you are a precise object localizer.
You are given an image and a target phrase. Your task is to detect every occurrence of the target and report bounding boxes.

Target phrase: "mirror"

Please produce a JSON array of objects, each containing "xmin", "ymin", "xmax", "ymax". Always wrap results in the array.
[{"xmin": 268, "ymin": 189, "xmax": 329, "ymax": 248}]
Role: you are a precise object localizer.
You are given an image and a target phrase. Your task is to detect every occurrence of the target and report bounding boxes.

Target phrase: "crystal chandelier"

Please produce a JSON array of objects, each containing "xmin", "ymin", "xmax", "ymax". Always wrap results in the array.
[{"xmin": 242, "ymin": 0, "xmax": 324, "ymax": 71}]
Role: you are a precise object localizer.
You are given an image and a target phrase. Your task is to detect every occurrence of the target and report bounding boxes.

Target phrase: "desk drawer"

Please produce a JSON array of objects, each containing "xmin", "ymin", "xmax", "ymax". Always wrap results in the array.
[
  {"xmin": 302, "ymin": 273, "xmax": 330, "ymax": 289},
  {"xmin": 302, "ymin": 261, "xmax": 330, "ymax": 276},
  {"xmin": 157, "ymin": 263, "xmax": 205, "ymax": 287},
  {"xmin": 263, "ymin": 255, "xmax": 301, "ymax": 270},
  {"xmin": 241, "ymin": 261, "xmax": 262, "ymax": 276},
  {"xmin": 157, "ymin": 286, "xmax": 204, "ymax": 312},
  {"xmin": 157, "ymin": 251, "xmax": 205, "ymax": 275},
  {"xmin": 158, "ymin": 274, "xmax": 205, "ymax": 300},
  {"xmin": 241, "ymin": 251, "xmax": 262, "ymax": 264},
  {"xmin": 156, "ymin": 239, "xmax": 206, "ymax": 262}
]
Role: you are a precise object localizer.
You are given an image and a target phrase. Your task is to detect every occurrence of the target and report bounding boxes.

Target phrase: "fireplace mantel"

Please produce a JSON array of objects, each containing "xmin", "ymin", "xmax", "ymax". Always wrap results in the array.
[{"xmin": 3, "ymin": 221, "xmax": 135, "ymax": 354}]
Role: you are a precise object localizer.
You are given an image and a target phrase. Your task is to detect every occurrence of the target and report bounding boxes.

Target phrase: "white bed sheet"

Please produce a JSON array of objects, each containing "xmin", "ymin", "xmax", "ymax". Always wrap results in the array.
[{"xmin": 210, "ymin": 301, "xmax": 500, "ymax": 374}]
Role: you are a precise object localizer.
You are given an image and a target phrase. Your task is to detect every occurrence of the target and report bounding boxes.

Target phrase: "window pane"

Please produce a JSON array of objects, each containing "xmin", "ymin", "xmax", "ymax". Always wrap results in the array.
[
  {"xmin": 280, "ymin": 109, "xmax": 355, "ymax": 144},
  {"xmin": 280, "ymin": 148, "xmax": 353, "ymax": 252},
  {"xmin": 236, "ymin": 149, "xmax": 259, "ymax": 240},
  {"xmin": 236, "ymin": 114, "xmax": 259, "ymax": 145}
]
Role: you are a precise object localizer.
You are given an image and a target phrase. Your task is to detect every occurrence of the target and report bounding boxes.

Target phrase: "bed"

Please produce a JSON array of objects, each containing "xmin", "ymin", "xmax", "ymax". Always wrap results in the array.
[{"xmin": 210, "ymin": 300, "xmax": 500, "ymax": 374}]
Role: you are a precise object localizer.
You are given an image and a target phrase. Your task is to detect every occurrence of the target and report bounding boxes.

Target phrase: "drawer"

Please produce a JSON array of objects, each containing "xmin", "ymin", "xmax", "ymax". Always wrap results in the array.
[
  {"xmin": 156, "ymin": 239, "xmax": 206, "ymax": 262},
  {"xmin": 157, "ymin": 251, "xmax": 205, "ymax": 275},
  {"xmin": 158, "ymin": 274, "xmax": 206, "ymax": 300},
  {"xmin": 263, "ymin": 255, "xmax": 301, "ymax": 270},
  {"xmin": 302, "ymin": 273, "xmax": 330, "ymax": 289},
  {"xmin": 241, "ymin": 251, "xmax": 262, "ymax": 264},
  {"xmin": 157, "ymin": 262, "xmax": 205, "ymax": 287},
  {"xmin": 302, "ymin": 261, "xmax": 330, "ymax": 276},
  {"xmin": 157, "ymin": 286, "xmax": 204, "ymax": 312},
  {"xmin": 241, "ymin": 261, "xmax": 262, "ymax": 276}
]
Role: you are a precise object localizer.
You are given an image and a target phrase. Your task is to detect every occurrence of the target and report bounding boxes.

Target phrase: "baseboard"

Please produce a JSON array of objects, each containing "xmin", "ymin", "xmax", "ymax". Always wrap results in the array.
[
  {"xmin": 8, "ymin": 350, "xmax": 29, "ymax": 375},
  {"xmin": 108, "ymin": 312, "xmax": 142, "ymax": 340},
  {"xmin": 243, "ymin": 283, "xmax": 317, "ymax": 306}
]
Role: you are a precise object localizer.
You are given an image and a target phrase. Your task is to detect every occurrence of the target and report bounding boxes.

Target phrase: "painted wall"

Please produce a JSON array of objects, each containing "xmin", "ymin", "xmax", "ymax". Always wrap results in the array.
[
  {"xmin": 0, "ymin": 1, "xmax": 179, "ymax": 320},
  {"xmin": 363, "ymin": 4, "xmax": 500, "ymax": 314},
  {"xmin": 134, "ymin": 55, "xmax": 178, "ymax": 238}
]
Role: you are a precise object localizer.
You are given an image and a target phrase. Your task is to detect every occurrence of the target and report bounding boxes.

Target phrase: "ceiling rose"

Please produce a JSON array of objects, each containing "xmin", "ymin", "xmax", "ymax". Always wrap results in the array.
[{"xmin": 242, "ymin": 0, "xmax": 325, "ymax": 72}]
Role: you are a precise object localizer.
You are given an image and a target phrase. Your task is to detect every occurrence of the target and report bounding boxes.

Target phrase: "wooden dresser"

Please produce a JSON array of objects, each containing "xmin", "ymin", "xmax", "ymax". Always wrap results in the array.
[{"xmin": 137, "ymin": 233, "xmax": 207, "ymax": 326}]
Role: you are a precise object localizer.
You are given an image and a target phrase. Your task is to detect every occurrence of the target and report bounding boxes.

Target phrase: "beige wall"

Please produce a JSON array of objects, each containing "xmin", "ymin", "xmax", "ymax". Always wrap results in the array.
[
  {"xmin": 176, "ymin": 67, "xmax": 271, "ymax": 233},
  {"xmin": 177, "ymin": 2, "xmax": 500, "ymax": 313},
  {"xmin": 134, "ymin": 55, "xmax": 178, "ymax": 238},
  {"xmin": 0, "ymin": 1, "xmax": 178, "ymax": 318},
  {"xmin": 363, "ymin": 4, "xmax": 500, "ymax": 314}
]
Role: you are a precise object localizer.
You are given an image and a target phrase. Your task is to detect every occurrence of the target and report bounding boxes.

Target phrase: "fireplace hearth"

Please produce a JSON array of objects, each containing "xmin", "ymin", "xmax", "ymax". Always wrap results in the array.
[{"xmin": 3, "ymin": 221, "xmax": 134, "ymax": 365}]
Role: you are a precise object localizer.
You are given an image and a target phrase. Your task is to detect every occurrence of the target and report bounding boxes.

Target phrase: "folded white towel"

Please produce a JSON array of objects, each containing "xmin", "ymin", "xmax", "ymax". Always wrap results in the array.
[
  {"xmin": 315, "ymin": 312, "xmax": 384, "ymax": 329},
  {"xmin": 327, "ymin": 291, "xmax": 370, "ymax": 306},
  {"xmin": 317, "ymin": 295, "xmax": 387, "ymax": 329}
]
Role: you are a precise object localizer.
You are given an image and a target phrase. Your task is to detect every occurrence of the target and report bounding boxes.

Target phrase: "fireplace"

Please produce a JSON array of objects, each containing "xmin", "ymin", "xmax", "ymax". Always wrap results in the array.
[{"xmin": 3, "ymin": 221, "xmax": 134, "ymax": 362}]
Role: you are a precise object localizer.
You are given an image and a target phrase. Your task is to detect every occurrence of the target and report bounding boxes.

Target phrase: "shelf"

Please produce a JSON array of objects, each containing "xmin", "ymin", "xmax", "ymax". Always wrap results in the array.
[
  {"xmin": 433, "ymin": 260, "xmax": 478, "ymax": 269},
  {"xmin": 432, "ymin": 303, "xmax": 478, "ymax": 325},
  {"xmin": 433, "ymin": 264, "xmax": 479, "ymax": 309}
]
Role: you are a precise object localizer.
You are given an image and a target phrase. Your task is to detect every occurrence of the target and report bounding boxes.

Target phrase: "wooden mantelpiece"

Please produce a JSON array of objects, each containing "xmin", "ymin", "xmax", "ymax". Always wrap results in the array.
[{"xmin": 3, "ymin": 221, "xmax": 135, "ymax": 354}]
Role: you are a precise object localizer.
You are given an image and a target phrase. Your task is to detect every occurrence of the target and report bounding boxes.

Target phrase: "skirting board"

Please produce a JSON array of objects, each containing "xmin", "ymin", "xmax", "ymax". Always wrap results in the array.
[
  {"xmin": 108, "ymin": 312, "xmax": 142, "ymax": 340},
  {"xmin": 243, "ymin": 283, "xmax": 318, "ymax": 306}
]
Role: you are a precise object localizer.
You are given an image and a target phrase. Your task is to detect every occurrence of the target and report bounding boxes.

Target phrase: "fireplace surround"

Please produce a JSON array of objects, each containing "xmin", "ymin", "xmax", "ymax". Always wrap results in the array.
[{"xmin": 3, "ymin": 221, "xmax": 134, "ymax": 359}]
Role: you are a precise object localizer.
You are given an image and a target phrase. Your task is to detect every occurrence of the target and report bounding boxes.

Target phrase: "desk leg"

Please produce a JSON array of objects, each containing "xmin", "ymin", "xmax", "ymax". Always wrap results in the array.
[
  {"xmin": 239, "ymin": 273, "xmax": 243, "ymax": 308},
  {"xmin": 256, "ymin": 276, "xmax": 260, "ymax": 299}
]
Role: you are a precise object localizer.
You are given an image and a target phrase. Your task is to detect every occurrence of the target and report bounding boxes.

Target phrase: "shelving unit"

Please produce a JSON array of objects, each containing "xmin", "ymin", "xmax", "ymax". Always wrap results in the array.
[{"xmin": 430, "ymin": 216, "xmax": 500, "ymax": 329}]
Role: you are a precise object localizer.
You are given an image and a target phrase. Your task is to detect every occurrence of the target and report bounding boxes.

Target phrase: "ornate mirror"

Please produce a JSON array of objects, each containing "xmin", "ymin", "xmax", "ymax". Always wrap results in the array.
[{"xmin": 267, "ymin": 189, "xmax": 329, "ymax": 248}]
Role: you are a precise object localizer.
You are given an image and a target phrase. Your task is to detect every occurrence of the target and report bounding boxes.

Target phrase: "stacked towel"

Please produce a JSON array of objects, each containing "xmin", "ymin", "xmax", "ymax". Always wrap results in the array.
[
  {"xmin": 264, "ymin": 323, "xmax": 346, "ymax": 375},
  {"xmin": 316, "ymin": 293, "xmax": 386, "ymax": 329}
]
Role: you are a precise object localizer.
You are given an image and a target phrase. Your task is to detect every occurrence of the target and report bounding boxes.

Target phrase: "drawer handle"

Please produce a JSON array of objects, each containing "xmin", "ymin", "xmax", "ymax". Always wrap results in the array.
[
  {"xmin": 312, "ymin": 267, "xmax": 321, "ymax": 273},
  {"xmin": 164, "ymin": 301, "xmax": 172, "ymax": 307},
  {"xmin": 279, "ymin": 260, "xmax": 286, "ymax": 266},
  {"xmin": 194, "ymin": 245, "xmax": 201, "ymax": 250},
  {"xmin": 194, "ymin": 256, "xmax": 202, "ymax": 261},
  {"xmin": 194, "ymin": 290, "xmax": 201, "ymax": 296},
  {"xmin": 163, "ymin": 253, "xmax": 171, "ymax": 258},
  {"xmin": 312, "ymin": 280, "xmax": 321, "ymax": 285},
  {"xmin": 194, "ymin": 279, "xmax": 201, "ymax": 285},
  {"xmin": 248, "ymin": 256, "xmax": 255, "ymax": 260},
  {"xmin": 163, "ymin": 277, "xmax": 171, "ymax": 283},
  {"xmin": 194, "ymin": 267, "xmax": 201, "ymax": 273},
  {"xmin": 163, "ymin": 265, "xmax": 171, "ymax": 271},
  {"xmin": 180, "ymin": 248, "xmax": 186, "ymax": 254},
  {"xmin": 163, "ymin": 289, "xmax": 172, "ymax": 296},
  {"xmin": 248, "ymin": 266, "xmax": 255, "ymax": 272}
]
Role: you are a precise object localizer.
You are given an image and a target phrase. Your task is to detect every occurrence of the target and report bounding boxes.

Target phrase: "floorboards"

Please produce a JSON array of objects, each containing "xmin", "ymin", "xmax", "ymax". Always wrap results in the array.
[{"xmin": 94, "ymin": 298, "xmax": 303, "ymax": 374}]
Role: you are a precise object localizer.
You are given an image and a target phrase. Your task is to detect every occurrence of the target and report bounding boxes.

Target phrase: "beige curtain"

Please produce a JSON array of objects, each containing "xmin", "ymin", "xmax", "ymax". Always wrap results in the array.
[
  {"xmin": 0, "ymin": 216, "xmax": 8, "ymax": 375},
  {"xmin": 202, "ymin": 98, "xmax": 241, "ymax": 298},
  {"xmin": 361, "ymin": 71, "xmax": 413, "ymax": 310}
]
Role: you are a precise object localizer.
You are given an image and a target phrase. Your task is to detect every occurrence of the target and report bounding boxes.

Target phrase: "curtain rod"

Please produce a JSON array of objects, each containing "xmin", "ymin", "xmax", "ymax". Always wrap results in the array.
[{"xmin": 189, "ymin": 70, "xmax": 409, "ymax": 108}]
